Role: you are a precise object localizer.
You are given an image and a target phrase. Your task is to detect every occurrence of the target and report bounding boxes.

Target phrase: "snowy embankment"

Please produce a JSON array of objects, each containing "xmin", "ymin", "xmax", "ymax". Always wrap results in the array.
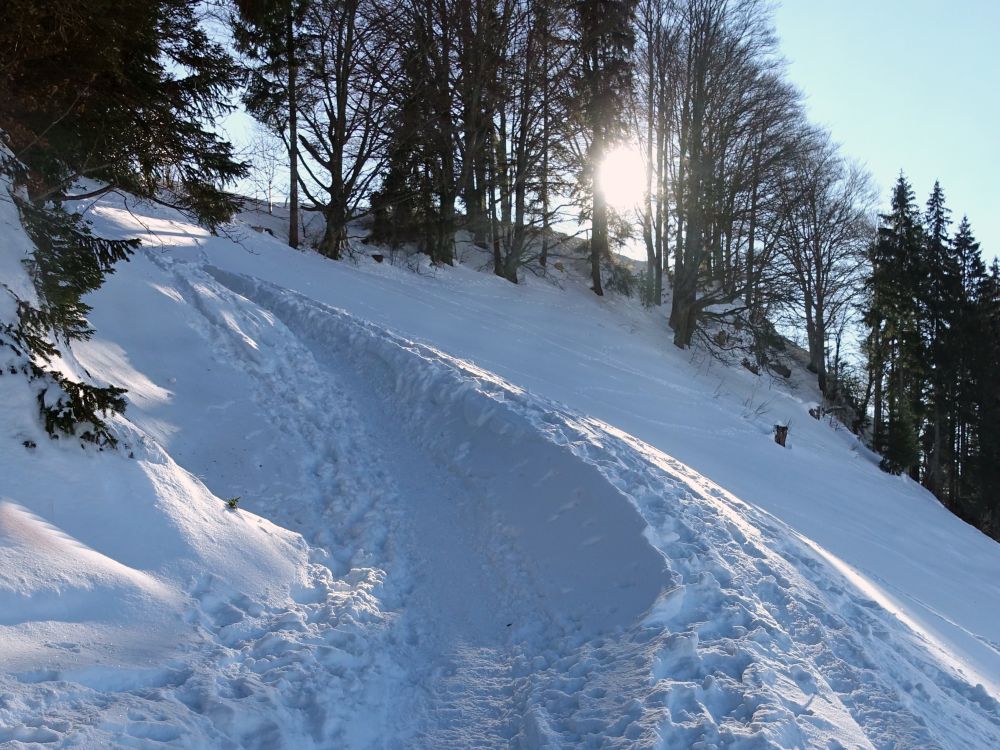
[{"xmin": 2, "ymin": 188, "xmax": 1000, "ymax": 749}]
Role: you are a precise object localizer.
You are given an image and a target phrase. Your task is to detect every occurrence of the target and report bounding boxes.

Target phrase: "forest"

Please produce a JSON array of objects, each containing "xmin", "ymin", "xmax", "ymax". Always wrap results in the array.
[{"xmin": 1, "ymin": 0, "xmax": 998, "ymax": 536}]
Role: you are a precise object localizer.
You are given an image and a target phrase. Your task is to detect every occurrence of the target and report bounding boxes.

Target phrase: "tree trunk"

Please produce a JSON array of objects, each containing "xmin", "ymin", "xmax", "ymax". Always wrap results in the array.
[
  {"xmin": 589, "ymin": 116, "xmax": 606, "ymax": 296},
  {"xmin": 319, "ymin": 203, "xmax": 346, "ymax": 259},
  {"xmin": 539, "ymin": 4, "xmax": 550, "ymax": 268},
  {"xmin": 286, "ymin": 9, "xmax": 300, "ymax": 250},
  {"xmin": 872, "ymin": 327, "xmax": 884, "ymax": 452},
  {"xmin": 642, "ymin": 21, "xmax": 656, "ymax": 305},
  {"xmin": 488, "ymin": 137, "xmax": 502, "ymax": 275},
  {"xmin": 925, "ymin": 404, "xmax": 943, "ymax": 496},
  {"xmin": 591, "ymin": 186, "xmax": 607, "ymax": 296},
  {"xmin": 744, "ymin": 161, "xmax": 758, "ymax": 309},
  {"xmin": 671, "ymin": 287, "xmax": 697, "ymax": 348}
]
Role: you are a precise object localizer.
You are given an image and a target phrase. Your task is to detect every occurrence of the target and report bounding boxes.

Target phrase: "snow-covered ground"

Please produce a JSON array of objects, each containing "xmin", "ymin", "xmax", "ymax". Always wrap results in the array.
[{"xmin": 2, "ymin": 186, "xmax": 1000, "ymax": 748}]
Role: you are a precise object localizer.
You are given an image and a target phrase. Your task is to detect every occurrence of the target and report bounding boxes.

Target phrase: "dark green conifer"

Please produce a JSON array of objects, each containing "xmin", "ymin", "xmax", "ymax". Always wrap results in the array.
[
  {"xmin": 0, "ymin": 0, "xmax": 246, "ymax": 443},
  {"xmin": 866, "ymin": 174, "xmax": 924, "ymax": 475}
]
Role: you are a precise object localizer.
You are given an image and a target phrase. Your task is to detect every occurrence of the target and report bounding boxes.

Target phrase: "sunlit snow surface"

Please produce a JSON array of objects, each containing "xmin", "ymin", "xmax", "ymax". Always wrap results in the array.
[{"xmin": 1, "ymin": 187, "xmax": 999, "ymax": 748}]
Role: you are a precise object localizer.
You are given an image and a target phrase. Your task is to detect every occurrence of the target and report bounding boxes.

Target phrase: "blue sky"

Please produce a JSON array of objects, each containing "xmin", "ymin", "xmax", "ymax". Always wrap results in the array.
[{"xmin": 773, "ymin": 0, "xmax": 999, "ymax": 260}]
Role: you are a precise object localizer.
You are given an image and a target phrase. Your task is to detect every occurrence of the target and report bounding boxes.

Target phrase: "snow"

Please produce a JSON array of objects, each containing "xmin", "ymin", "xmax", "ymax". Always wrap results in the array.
[{"xmin": 2, "ymin": 182, "xmax": 1000, "ymax": 748}]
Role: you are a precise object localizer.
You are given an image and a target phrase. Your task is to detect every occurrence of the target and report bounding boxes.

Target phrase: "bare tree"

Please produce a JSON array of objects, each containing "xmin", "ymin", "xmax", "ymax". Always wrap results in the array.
[
  {"xmin": 772, "ymin": 129, "xmax": 876, "ymax": 394},
  {"xmin": 663, "ymin": 0, "xmax": 802, "ymax": 348},
  {"xmin": 245, "ymin": 125, "xmax": 288, "ymax": 213},
  {"xmin": 296, "ymin": 0, "xmax": 394, "ymax": 259},
  {"xmin": 633, "ymin": 0, "xmax": 680, "ymax": 305},
  {"xmin": 484, "ymin": 0, "xmax": 580, "ymax": 282},
  {"xmin": 571, "ymin": 0, "xmax": 638, "ymax": 296}
]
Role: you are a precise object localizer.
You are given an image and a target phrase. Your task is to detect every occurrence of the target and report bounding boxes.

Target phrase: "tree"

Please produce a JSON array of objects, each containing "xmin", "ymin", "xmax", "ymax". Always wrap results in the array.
[
  {"xmin": 949, "ymin": 217, "xmax": 987, "ymax": 504},
  {"xmin": 918, "ymin": 181, "xmax": 962, "ymax": 496},
  {"xmin": 487, "ymin": 0, "xmax": 574, "ymax": 282},
  {"xmin": 970, "ymin": 261, "xmax": 1000, "ymax": 533},
  {"xmin": 369, "ymin": 32, "xmax": 437, "ymax": 249},
  {"xmin": 379, "ymin": 0, "xmax": 464, "ymax": 265},
  {"xmin": 455, "ymin": 0, "xmax": 503, "ymax": 246},
  {"xmin": 245, "ymin": 126, "xmax": 290, "ymax": 213},
  {"xmin": 773, "ymin": 131, "xmax": 874, "ymax": 396},
  {"xmin": 865, "ymin": 174, "xmax": 924, "ymax": 475},
  {"xmin": 633, "ymin": 0, "xmax": 679, "ymax": 306},
  {"xmin": 571, "ymin": 0, "xmax": 638, "ymax": 295},
  {"xmin": 665, "ymin": 0, "xmax": 796, "ymax": 347},
  {"xmin": 0, "ymin": 0, "xmax": 245, "ymax": 442},
  {"xmin": 294, "ymin": 0, "xmax": 395, "ymax": 259},
  {"xmin": 1, "ymin": 0, "xmax": 247, "ymax": 224},
  {"xmin": 233, "ymin": 0, "xmax": 310, "ymax": 247}
]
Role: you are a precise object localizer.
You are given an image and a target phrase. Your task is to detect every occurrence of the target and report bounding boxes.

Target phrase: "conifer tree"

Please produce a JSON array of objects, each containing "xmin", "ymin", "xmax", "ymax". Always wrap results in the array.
[
  {"xmin": 972, "ymin": 261, "xmax": 1000, "ymax": 532},
  {"xmin": 947, "ymin": 218, "xmax": 986, "ymax": 511},
  {"xmin": 0, "ymin": 0, "xmax": 247, "ymax": 442},
  {"xmin": 376, "ymin": 0, "xmax": 460, "ymax": 266},
  {"xmin": 919, "ymin": 181, "xmax": 961, "ymax": 495},
  {"xmin": 866, "ymin": 174, "xmax": 923, "ymax": 475},
  {"xmin": 0, "ymin": 0, "xmax": 247, "ymax": 224},
  {"xmin": 370, "ymin": 29, "xmax": 437, "ymax": 250},
  {"xmin": 233, "ymin": 0, "xmax": 310, "ymax": 248}
]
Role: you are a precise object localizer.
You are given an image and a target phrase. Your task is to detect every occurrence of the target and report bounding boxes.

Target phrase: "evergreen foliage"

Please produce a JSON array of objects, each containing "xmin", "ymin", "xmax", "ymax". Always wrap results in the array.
[
  {"xmin": 0, "ymin": 0, "xmax": 245, "ymax": 444},
  {"xmin": 863, "ymin": 176, "xmax": 1000, "ymax": 537},
  {"xmin": 17, "ymin": 199, "xmax": 139, "ymax": 344},
  {"xmin": 0, "ymin": 0, "xmax": 247, "ymax": 224},
  {"xmin": 971, "ymin": 262, "xmax": 1000, "ymax": 533},
  {"xmin": 918, "ymin": 182, "xmax": 961, "ymax": 495},
  {"xmin": 0, "ymin": 158, "xmax": 137, "ymax": 446},
  {"xmin": 369, "ymin": 26, "xmax": 441, "ymax": 253},
  {"xmin": 866, "ymin": 174, "xmax": 924, "ymax": 475}
]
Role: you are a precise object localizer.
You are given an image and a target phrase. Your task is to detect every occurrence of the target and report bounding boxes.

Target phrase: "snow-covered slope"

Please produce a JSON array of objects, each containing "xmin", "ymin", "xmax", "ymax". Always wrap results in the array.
[{"xmin": 3, "ymin": 189, "xmax": 1000, "ymax": 748}]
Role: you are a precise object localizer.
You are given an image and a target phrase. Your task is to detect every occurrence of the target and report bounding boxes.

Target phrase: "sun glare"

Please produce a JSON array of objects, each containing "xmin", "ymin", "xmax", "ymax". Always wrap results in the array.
[{"xmin": 597, "ymin": 143, "xmax": 647, "ymax": 213}]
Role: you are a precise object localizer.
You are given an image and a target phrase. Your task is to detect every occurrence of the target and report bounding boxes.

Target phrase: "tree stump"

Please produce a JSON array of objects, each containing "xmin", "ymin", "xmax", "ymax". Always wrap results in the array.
[{"xmin": 774, "ymin": 424, "xmax": 788, "ymax": 447}]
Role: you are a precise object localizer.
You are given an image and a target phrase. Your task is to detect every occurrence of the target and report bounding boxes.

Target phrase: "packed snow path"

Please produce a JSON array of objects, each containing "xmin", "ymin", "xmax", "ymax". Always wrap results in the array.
[{"xmin": 201, "ymin": 265, "xmax": 670, "ymax": 746}]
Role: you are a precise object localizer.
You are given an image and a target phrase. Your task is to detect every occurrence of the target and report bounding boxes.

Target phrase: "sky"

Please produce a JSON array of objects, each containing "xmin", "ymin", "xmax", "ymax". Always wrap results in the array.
[{"xmin": 773, "ymin": 0, "xmax": 999, "ymax": 260}]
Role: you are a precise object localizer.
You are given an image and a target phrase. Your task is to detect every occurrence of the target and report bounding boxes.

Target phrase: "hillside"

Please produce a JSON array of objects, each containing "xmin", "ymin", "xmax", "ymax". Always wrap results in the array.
[{"xmin": 2, "ymin": 188, "xmax": 1000, "ymax": 749}]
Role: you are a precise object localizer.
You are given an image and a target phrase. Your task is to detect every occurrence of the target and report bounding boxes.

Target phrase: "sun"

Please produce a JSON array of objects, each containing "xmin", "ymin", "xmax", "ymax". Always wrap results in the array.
[{"xmin": 597, "ymin": 143, "xmax": 647, "ymax": 213}]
